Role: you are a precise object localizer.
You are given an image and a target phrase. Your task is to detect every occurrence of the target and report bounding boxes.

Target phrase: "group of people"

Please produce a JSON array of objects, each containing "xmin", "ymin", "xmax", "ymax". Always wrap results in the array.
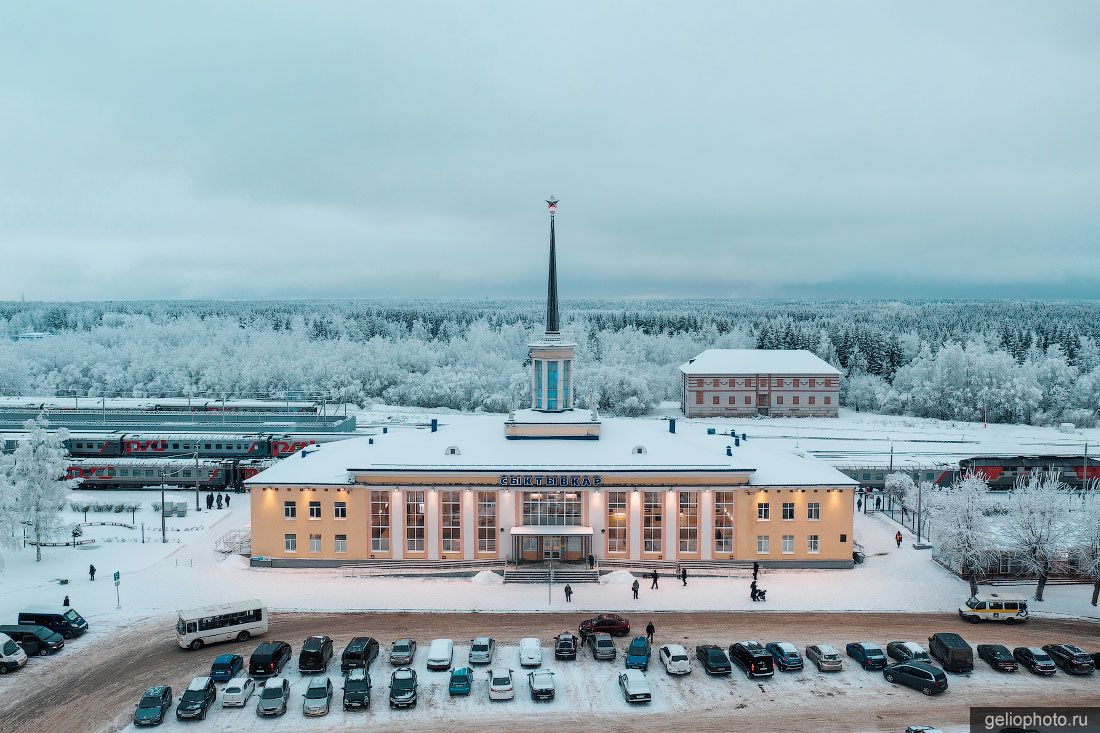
[
  {"xmin": 750, "ymin": 561, "xmax": 767, "ymax": 601},
  {"xmin": 204, "ymin": 492, "xmax": 232, "ymax": 510},
  {"xmin": 630, "ymin": 567, "xmax": 689, "ymax": 600}
]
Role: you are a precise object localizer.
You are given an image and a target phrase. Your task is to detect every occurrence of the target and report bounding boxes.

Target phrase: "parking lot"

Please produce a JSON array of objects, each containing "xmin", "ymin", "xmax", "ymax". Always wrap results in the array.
[{"xmin": 1, "ymin": 610, "xmax": 1098, "ymax": 733}]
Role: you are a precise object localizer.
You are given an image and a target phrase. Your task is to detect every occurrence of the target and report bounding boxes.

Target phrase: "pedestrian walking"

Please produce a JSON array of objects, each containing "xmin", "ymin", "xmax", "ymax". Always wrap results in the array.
[
  {"xmin": 875, "ymin": 496, "xmax": 882, "ymax": 510},
  {"xmin": 645, "ymin": 621, "xmax": 655, "ymax": 643},
  {"xmin": 206, "ymin": 493, "xmax": 214, "ymax": 510},
  {"xmin": 225, "ymin": 494, "xmax": 231, "ymax": 508},
  {"xmin": 650, "ymin": 569, "xmax": 659, "ymax": 589},
  {"xmin": 750, "ymin": 579, "xmax": 758, "ymax": 601},
  {"xmin": 63, "ymin": 595, "xmax": 69, "ymax": 606},
  {"xmin": 89, "ymin": 564, "xmax": 96, "ymax": 581},
  {"xmin": 680, "ymin": 567, "xmax": 687, "ymax": 586},
  {"xmin": 895, "ymin": 530, "xmax": 903, "ymax": 548},
  {"xmin": 752, "ymin": 561, "xmax": 759, "ymax": 581},
  {"xmin": 857, "ymin": 498, "xmax": 863, "ymax": 512},
  {"xmin": 587, "ymin": 553, "xmax": 595, "ymax": 570},
  {"xmin": 631, "ymin": 578, "xmax": 640, "ymax": 600},
  {"xmin": 216, "ymin": 494, "xmax": 223, "ymax": 509},
  {"xmin": 564, "ymin": 584, "xmax": 573, "ymax": 602}
]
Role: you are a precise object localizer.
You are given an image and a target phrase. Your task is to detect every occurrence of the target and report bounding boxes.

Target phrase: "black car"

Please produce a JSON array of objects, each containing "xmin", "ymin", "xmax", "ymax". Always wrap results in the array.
[
  {"xmin": 1013, "ymin": 647, "xmax": 1057, "ymax": 675},
  {"xmin": 341, "ymin": 636, "xmax": 380, "ymax": 673},
  {"xmin": 729, "ymin": 641, "xmax": 775, "ymax": 678},
  {"xmin": 175, "ymin": 677, "xmax": 216, "ymax": 721},
  {"xmin": 554, "ymin": 632, "xmax": 578, "ymax": 660},
  {"xmin": 1042, "ymin": 644, "xmax": 1095, "ymax": 675},
  {"xmin": 883, "ymin": 662, "xmax": 948, "ymax": 695},
  {"xmin": 342, "ymin": 668, "xmax": 372, "ymax": 710},
  {"xmin": 389, "ymin": 668, "xmax": 418, "ymax": 708},
  {"xmin": 249, "ymin": 641, "xmax": 292, "ymax": 679},
  {"xmin": 299, "ymin": 635, "xmax": 334, "ymax": 673},
  {"xmin": 695, "ymin": 645, "xmax": 732, "ymax": 675},
  {"xmin": 976, "ymin": 644, "xmax": 1017, "ymax": 672},
  {"xmin": 0, "ymin": 625, "xmax": 64, "ymax": 656},
  {"xmin": 133, "ymin": 685, "xmax": 173, "ymax": 727}
]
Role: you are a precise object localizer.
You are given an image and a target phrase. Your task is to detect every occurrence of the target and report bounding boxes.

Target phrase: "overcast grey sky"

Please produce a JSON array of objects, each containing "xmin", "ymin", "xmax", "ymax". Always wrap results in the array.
[{"xmin": 1, "ymin": 1, "xmax": 1098, "ymax": 301}]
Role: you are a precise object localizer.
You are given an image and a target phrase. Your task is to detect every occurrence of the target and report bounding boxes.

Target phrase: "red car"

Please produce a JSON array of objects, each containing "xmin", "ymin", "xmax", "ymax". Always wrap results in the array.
[{"xmin": 579, "ymin": 614, "xmax": 630, "ymax": 639}]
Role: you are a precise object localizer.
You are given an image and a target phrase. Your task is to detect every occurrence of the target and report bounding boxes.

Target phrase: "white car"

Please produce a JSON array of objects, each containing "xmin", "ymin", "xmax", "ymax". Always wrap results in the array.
[
  {"xmin": 469, "ymin": 637, "xmax": 495, "ymax": 665},
  {"xmin": 658, "ymin": 644, "xmax": 691, "ymax": 675},
  {"xmin": 488, "ymin": 668, "xmax": 515, "ymax": 701},
  {"xmin": 618, "ymin": 669, "xmax": 651, "ymax": 703},
  {"xmin": 222, "ymin": 676, "xmax": 256, "ymax": 707},
  {"xmin": 426, "ymin": 638, "xmax": 454, "ymax": 671},
  {"xmin": 519, "ymin": 637, "xmax": 543, "ymax": 667}
]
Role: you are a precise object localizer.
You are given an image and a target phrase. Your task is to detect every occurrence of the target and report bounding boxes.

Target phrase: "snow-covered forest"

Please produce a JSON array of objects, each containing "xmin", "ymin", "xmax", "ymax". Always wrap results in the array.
[{"xmin": 2, "ymin": 299, "xmax": 1099, "ymax": 425}]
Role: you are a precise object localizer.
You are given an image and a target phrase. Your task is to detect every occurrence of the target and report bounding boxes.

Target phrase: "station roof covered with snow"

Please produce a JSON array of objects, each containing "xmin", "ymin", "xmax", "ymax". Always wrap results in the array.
[
  {"xmin": 246, "ymin": 414, "xmax": 857, "ymax": 488},
  {"xmin": 680, "ymin": 349, "xmax": 841, "ymax": 376}
]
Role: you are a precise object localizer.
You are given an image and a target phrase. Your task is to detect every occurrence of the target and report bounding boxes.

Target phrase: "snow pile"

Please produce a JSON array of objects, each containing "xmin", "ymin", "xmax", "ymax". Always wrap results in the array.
[
  {"xmin": 601, "ymin": 570, "xmax": 635, "ymax": 585},
  {"xmin": 471, "ymin": 570, "xmax": 504, "ymax": 585}
]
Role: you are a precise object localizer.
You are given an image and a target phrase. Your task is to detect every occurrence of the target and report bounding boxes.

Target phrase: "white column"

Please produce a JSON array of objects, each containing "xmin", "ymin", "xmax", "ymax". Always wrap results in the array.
[
  {"xmin": 629, "ymin": 489, "xmax": 642, "ymax": 559},
  {"xmin": 589, "ymin": 490, "xmax": 605, "ymax": 558},
  {"xmin": 426, "ymin": 489, "xmax": 439, "ymax": 559},
  {"xmin": 700, "ymin": 490, "xmax": 713, "ymax": 560},
  {"xmin": 664, "ymin": 489, "xmax": 677, "ymax": 560},
  {"xmin": 391, "ymin": 488, "xmax": 403, "ymax": 560},
  {"xmin": 500, "ymin": 489, "xmax": 516, "ymax": 561},
  {"xmin": 463, "ymin": 489, "xmax": 475, "ymax": 560}
]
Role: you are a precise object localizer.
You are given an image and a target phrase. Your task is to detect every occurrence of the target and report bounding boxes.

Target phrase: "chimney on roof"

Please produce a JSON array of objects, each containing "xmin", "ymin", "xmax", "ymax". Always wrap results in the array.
[
  {"xmin": 735, "ymin": 436, "xmax": 741, "ymax": 447},
  {"xmin": 668, "ymin": 418, "xmax": 676, "ymax": 434},
  {"xmin": 430, "ymin": 418, "xmax": 438, "ymax": 432},
  {"xmin": 368, "ymin": 438, "xmax": 373, "ymax": 445},
  {"xmin": 383, "ymin": 427, "xmax": 388, "ymax": 434},
  {"xmin": 726, "ymin": 445, "xmax": 732, "ymax": 457}
]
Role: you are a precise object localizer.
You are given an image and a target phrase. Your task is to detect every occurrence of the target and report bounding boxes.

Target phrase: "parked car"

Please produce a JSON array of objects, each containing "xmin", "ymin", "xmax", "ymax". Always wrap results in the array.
[
  {"xmin": 588, "ymin": 632, "xmax": 616, "ymax": 661},
  {"xmin": 958, "ymin": 593, "xmax": 1028, "ymax": 623},
  {"xmin": 18, "ymin": 606, "xmax": 89, "ymax": 639},
  {"xmin": 976, "ymin": 644, "xmax": 1017, "ymax": 672},
  {"xmin": 388, "ymin": 668, "xmax": 418, "ymax": 708},
  {"xmin": 1042, "ymin": 644, "xmax": 1095, "ymax": 675},
  {"xmin": 695, "ymin": 645, "xmax": 732, "ymax": 675},
  {"xmin": 298, "ymin": 635, "xmax": 333, "ymax": 674},
  {"xmin": 340, "ymin": 636, "xmax": 379, "ymax": 673},
  {"xmin": 175, "ymin": 677, "xmax": 216, "ymax": 721},
  {"xmin": 625, "ymin": 636, "xmax": 652, "ymax": 671},
  {"xmin": 302, "ymin": 676, "xmax": 333, "ymax": 717},
  {"xmin": 554, "ymin": 632, "xmax": 578, "ymax": 660},
  {"xmin": 765, "ymin": 642, "xmax": 803, "ymax": 672},
  {"xmin": 905, "ymin": 728, "xmax": 945, "ymax": 733},
  {"xmin": 488, "ymin": 668, "xmax": 515, "ymax": 701},
  {"xmin": 883, "ymin": 662, "xmax": 948, "ymax": 695},
  {"xmin": 1014, "ymin": 647, "xmax": 1057, "ymax": 675},
  {"xmin": 132, "ymin": 685, "xmax": 172, "ymax": 727},
  {"xmin": 618, "ymin": 669, "xmax": 652, "ymax": 703},
  {"xmin": 255, "ymin": 676, "xmax": 289, "ymax": 717},
  {"xmin": 469, "ymin": 637, "xmax": 495, "ymax": 665},
  {"xmin": 579, "ymin": 613, "xmax": 630, "ymax": 640},
  {"xmin": 887, "ymin": 642, "xmax": 932, "ymax": 664},
  {"xmin": 426, "ymin": 638, "xmax": 454, "ymax": 671},
  {"xmin": 341, "ymin": 668, "xmax": 371, "ymax": 710},
  {"xmin": 0, "ymin": 624, "xmax": 64, "ymax": 656},
  {"xmin": 210, "ymin": 654, "xmax": 244, "ymax": 684},
  {"xmin": 221, "ymin": 677, "xmax": 256, "ymax": 707},
  {"xmin": 846, "ymin": 642, "xmax": 888, "ymax": 671},
  {"xmin": 449, "ymin": 666, "xmax": 473, "ymax": 696},
  {"xmin": 519, "ymin": 637, "xmax": 543, "ymax": 667},
  {"xmin": 248, "ymin": 641, "xmax": 292, "ymax": 679},
  {"xmin": 805, "ymin": 644, "xmax": 843, "ymax": 672},
  {"xmin": 928, "ymin": 633, "xmax": 973, "ymax": 673},
  {"xmin": 389, "ymin": 638, "xmax": 416, "ymax": 667},
  {"xmin": 730, "ymin": 641, "xmax": 775, "ymax": 678},
  {"xmin": 0, "ymin": 632, "xmax": 28, "ymax": 674},
  {"xmin": 658, "ymin": 644, "xmax": 691, "ymax": 675},
  {"xmin": 528, "ymin": 669, "xmax": 556, "ymax": 701}
]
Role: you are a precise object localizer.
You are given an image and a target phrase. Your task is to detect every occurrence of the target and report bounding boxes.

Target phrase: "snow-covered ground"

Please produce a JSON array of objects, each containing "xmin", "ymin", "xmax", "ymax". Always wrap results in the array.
[{"xmin": 2, "ymin": 490, "xmax": 1097, "ymax": 634}]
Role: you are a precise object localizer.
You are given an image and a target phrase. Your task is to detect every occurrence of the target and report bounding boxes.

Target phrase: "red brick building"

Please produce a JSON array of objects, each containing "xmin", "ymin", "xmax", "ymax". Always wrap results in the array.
[{"xmin": 680, "ymin": 349, "xmax": 841, "ymax": 418}]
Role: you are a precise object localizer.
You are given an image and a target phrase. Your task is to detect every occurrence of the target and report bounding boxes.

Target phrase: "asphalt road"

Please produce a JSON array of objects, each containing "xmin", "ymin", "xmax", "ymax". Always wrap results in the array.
[{"xmin": 1, "ymin": 611, "xmax": 1099, "ymax": 733}]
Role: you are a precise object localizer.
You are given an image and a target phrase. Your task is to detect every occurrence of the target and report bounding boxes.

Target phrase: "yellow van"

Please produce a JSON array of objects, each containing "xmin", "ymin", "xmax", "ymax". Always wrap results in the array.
[{"xmin": 958, "ymin": 593, "xmax": 1028, "ymax": 623}]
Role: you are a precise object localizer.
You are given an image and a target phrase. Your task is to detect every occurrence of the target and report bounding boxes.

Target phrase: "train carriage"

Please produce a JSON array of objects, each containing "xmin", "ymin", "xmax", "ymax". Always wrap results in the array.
[{"xmin": 65, "ymin": 457, "xmax": 271, "ymax": 490}]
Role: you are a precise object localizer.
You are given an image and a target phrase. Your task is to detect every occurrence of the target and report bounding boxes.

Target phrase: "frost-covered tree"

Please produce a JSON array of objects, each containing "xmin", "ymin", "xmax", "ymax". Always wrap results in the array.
[
  {"xmin": 884, "ymin": 472, "xmax": 915, "ymax": 512},
  {"xmin": 2, "ymin": 415, "xmax": 74, "ymax": 562},
  {"xmin": 1003, "ymin": 470, "xmax": 1072, "ymax": 602},
  {"xmin": 1076, "ymin": 490, "xmax": 1100, "ymax": 606},
  {"xmin": 926, "ymin": 474, "xmax": 998, "ymax": 596},
  {"xmin": 0, "ymin": 461, "xmax": 16, "ymax": 569}
]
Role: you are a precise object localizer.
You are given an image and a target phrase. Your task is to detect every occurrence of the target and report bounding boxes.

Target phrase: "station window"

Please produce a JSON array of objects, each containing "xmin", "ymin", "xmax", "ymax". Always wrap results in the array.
[
  {"xmin": 807, "ymin": 502, "xmax": 820, "ymax": 520},
  {"xmin": 284, "ymin": 533, "xmax": 297, "ymax": 552},
  {"xmin": 371, "ymin": 492, "xmax": 391, "ymax": 552},
  {"xmin": 607, "ymin": 491, "xmax": 628, "ymax": 555},
  {"xmin": 781, "ymin": 535, "xmax": 794, "ymax": 553},
  {"xmin": 643, "ymin": 491, "xmax": 663, "ymax": 554},
  {"xmin": 308, "ymin": 501, "xmax": 321, "ymax": 519},
  {"xmin": 334, "ymin": 534, "xmax": 347, "ymax": 553},
  {"xmin": 807, "ymin": 535, "xmax": 820, "ymax": 553},
  {"xmin": 283, "ymin": 501, "xmax": 296, "ymax": 519},
  {"xmin": 757, "ymin": 502, "xmax": 770, "ymax": 520},
  {"xmin": 781, "ymin": 502, "xmax": 794, "ymax": 520},
  {"xmin": 714, "ymin": 492, "xmax": 735, "ymax": 554},
  {"xmin": 334, "ymin": 501, "xmax": 347, "ymax": 519},
  {"xmin": 441, "ymin": 491, "xmax": 462, "ymax": 554},
  {"xmin": 309, "ymin": 534, "xmax": 321, "ymax": 553},
  {"xmin": 477, "ymin": 491, "xmax": 497, "ymax": 553},
  {"xmin": 756, "ymin": 535, "xmax": 770, "ymax": 554}
]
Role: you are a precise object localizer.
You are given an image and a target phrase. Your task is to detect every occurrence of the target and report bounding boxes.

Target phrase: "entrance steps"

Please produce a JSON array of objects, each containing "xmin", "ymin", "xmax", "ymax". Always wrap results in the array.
[{"xmin": 504, "ymin": 566, "xmax": 600, "ymax": 584}]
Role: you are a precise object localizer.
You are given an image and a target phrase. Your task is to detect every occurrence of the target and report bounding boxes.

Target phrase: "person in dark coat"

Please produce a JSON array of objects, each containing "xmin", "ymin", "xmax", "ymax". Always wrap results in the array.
[
  {"xmin": 752, "ymin": 561, "xmax": 759, "ymax": 581},
  {"xmin": 63, "ymin": 595, "xmax": 69, "ymax": 606},
  {"xmin": 875, "ymin": 496, "xmax": 882, "ymax": 510},
  {"xmin": 587, "ymin": 553, "xmax": 595, "ymax": 569},
  {"xmin": 206, "ymin": 493, "xmax": 214, "ymax": 510},
  {"xmin": 750, "ymin": 579, "xmax": 758, "ymax": 601},
  {"xmin": 895, "ymin": 531, "xmax": 903, "ymax": 548},
  {"xmin": 631, "ymin": 578, "xmax": 640, "ymax": 600},
  {"xmin": 650, "ymin": 570, "xmax": 659, "ymax": 589},
  {"xmin": 645, "ymin": 621, "xmax": 655, "ymax": 643},
  {"xmin": 89, "ymin": 564, "xmax": 96, "ymax": 581},
  {"xmin": 216, "ymin": 494, "xmax": 223, "ymax": 509},
  {"xmin": 680, "ymin": 567, "xmax": 687, "ymax": 586},
  {"xmin": 564, "ymin": 584, "xmax": 573, "ymax": 602},
  {"xmin": 225, "ymin": 494, "xmax": 231, "ymax": 508},
  {"xmin": 857, "ymin": 498, "xmax": 863, "ymax": 512}
]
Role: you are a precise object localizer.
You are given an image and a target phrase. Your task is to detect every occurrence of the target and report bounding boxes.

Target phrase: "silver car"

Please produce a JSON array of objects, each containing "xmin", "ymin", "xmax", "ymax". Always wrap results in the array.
[
  {"xmin": 806, "ymin": 644, "xmax": 844, "ymax": 672},
  {"xmin": 390, "ymin": 639, "xmax": 416, "ymax": 666},
  {"xmin": 302, "ymin": 676, "xmax": 332, "ymax": 717},
  {"xmin": 256, "ymin": 676, "xmax": 289, "ymax": 717},
  {"xmin": 469, "ymin": 637, "xmax": 495, "ymax": 665},
  {"xmin": 589, "ymin": 633, "xmax": 616, "ymax": 661}
]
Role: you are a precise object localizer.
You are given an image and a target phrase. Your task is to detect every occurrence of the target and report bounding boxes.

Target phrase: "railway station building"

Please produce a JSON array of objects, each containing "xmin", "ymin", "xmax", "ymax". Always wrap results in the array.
[{"xmin": 247, "ymin": 199, "xmax": 858, "ymax": 568}]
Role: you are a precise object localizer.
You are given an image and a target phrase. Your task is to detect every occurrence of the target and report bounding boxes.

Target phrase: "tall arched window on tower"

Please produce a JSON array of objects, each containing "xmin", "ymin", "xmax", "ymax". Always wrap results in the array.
[
  {"xmin": 547, "ymin": 361, "xmax": 558, "ymax": 410},
  {"xmin": 534, "ymin": 360, "xmax": 543, "ymax": 409},
  {"xmin": 563, "ymin": 360, "xmax": 571, "ymax": 408}
]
